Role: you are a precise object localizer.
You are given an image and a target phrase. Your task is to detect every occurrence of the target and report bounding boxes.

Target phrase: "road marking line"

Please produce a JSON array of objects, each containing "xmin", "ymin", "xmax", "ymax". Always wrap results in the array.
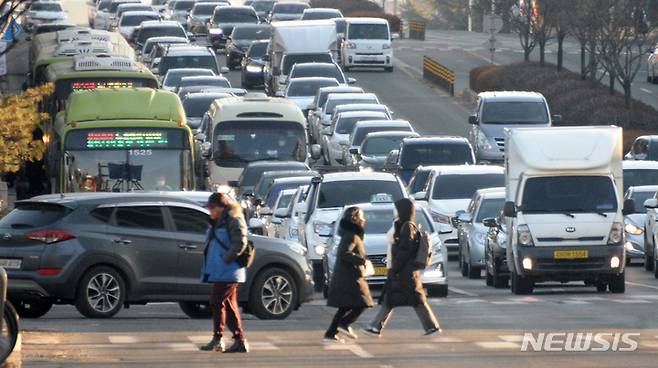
[
  {"xmin": 498, "ymin": 335, "xmax": 524, "ymax": 342},
  {"xmin": 108, "ymin": 336, "xmax": 137, "ymax": 344},
  {"xmin": 627, "ymin": 281, "xmax": 658, "ymax": 290},
  {"xmin": 325, "ymin": 343, "xmax": 373, "ymax": 358},
  {"xmin": 187, "ymin": 336, "xmax": 212, "ymax": 344},
  {"xmin": 168, "ymin": 343, "xmax": 197, "ymax": 352},
  {"xmin": 568, "ymin": 296, "xmax": 606, "ymax": 301},
  {"xmin": 448, "ymin": 287, "xmax": 479, "ymax": 297},
  {"xmin": 513, "ymin": 296, "xmax": 543, "ymax": 302},
  {"xmin": 475, "ymin": 341, "xmax": 520, "ymax": 349},
  {"xmin": 26, "ymin": 336, "xmax": 60, "ymax": 345},
  {"xmin": 250, "ymin": 342, "xmax": 279, "ymax": 350},
  {"xmin": 452, "ymin": 298, "xmax": 486, "ymax": 304},
  {"xmin": 562, "ymin": 300, "xmax": 590, "ymax": 305},
  {"xmin": 641, "ymin": 341, "xmax": 658, "ymax": 348},
  {"xmin": 630, "ymin": 294, "xmax": 658, "ymax": 299},
  {"xmin": 432, "ymin": 337, "xmax": 464, "ymax": 343},
  {"xmin": 641, "ymin": 88, "xmax": 653, "ymax": 94},
  {"xmin": 610, "ymin": 299, "xmax": 651, "ymax": 304},
  {"xmin": 490, "ymin": 300, "xmax": 527, "ymax": 305}
]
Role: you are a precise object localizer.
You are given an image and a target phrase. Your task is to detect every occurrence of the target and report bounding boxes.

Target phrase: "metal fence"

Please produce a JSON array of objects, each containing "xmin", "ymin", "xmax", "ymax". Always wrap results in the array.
[{"xmin": 422, "ymin": 56, "xmax": 455, "ymax": 96}]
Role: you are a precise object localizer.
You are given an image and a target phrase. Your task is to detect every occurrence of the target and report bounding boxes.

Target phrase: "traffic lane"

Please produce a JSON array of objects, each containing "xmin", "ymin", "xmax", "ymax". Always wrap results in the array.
[{"xmin": 61, "ymin": 0, "xmax": 89, "ymax": 26}]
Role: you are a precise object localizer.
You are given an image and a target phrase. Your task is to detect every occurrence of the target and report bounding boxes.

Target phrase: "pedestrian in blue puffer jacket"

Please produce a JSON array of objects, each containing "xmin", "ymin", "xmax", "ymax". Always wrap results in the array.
[{"xmin": 200, "ymin": 192, "xmax": 249, "ymax": 354}]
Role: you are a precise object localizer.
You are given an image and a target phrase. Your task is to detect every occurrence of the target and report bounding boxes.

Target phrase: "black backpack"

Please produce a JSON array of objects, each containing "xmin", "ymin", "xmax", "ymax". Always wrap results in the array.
[{"xmin": 210, "ymin": 227, "xmax": 255, "ymax": 268}]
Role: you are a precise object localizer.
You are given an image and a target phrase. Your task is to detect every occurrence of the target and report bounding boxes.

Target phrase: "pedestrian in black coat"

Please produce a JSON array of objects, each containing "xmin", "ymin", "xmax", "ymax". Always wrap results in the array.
[{"xmin": 325, "ymin": 206, "xmax": 373, "ymax": 341}]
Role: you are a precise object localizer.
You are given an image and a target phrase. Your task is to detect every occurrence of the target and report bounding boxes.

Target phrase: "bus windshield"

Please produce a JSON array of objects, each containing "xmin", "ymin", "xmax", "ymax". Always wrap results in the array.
[
  {"xmin": 63, "ymin": 128, "xmax": 193, "ymax": 192},
  {"xmin": 213, "ymin": 121, "xmax": 307, "ymax": 167}
]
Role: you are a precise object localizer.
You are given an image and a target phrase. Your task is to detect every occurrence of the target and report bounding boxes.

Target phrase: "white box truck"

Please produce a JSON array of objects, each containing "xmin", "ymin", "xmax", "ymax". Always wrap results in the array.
[
  {"xmin": 264, "ymin": 20, "xmax": 338, "ymax": 95},
  {"xmin": 503, "ymin": 126, "xmax": 632, "ymax": 295}
]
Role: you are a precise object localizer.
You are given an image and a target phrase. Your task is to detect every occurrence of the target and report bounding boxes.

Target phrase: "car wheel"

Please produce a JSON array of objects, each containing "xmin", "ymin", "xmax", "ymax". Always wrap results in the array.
[
  {"xmin": 460, "ymin": 254, "xmax": 468, "ymax": 277},
  {"xmin": 654, "ymin": 257, "xmax": 658, "ymax": 279},
  {"xmin": 645, "ymin": 250, "xmax": 654, "ymax": 271},
  {"xmin": 0, "ymin": 301, "xmax": 19, "ymax": 363},
  {"xmin": 10, "ymin": 298, "xmax": 52, "ymax": 318},
  {"xmin": 322, "ymin": 282, "xmax": 329, "ymax": 299},
  {"xmin": 609, "ymin": 272, "xmax": 625, "ymax": 293},
  {"xmin": 249, "ymin": 267, "xmax": 297, "ymax": 320},
  {"xmin": 511, "ymin": 270, "xmax": 533, "ymax": 295},
  {"xmin": 75, "ymin": 266, "xmax": 125, "ymax": 318},
  {"xmin": 492, "ymin": 262, "xmax": 508, "ymax": 289},
  {"xmin": 179, "ymin": 302, "xmax": 212, "ymax": 319},
  {"xmin": 485, "ymin": 268, "xmax": 493, "ymax": 286},
  {"xmin": 427, "ymin": 284, "xmax": 448, "ymax": 298},
  {"xmin": 467, "ymin": 257, "xmax": 480, "ymax": 279}
]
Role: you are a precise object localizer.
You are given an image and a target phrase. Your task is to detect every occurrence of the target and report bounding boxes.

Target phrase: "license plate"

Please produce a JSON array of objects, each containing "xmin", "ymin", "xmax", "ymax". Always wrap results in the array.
[
  {"xmin": 373, "ymin": 266, "xmax": 387, "ymax": 276},
  {"xmin": 0, "ymin": 259, "xmax": 21, "ymax": 269},
  {"xmin": 553, "ymin": 250, "xmax": 589, "ymax": 259}
]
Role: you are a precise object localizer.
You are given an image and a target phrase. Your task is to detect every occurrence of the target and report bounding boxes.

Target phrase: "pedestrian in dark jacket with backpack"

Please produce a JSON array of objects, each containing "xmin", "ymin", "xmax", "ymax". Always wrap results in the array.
[
  {"xmin": 363, "ymin": 198, "xmax": 441, "ymax": 337},
  {"xmin": 200, "ymin": 193, "xmax": 249, "ymax": 353}
]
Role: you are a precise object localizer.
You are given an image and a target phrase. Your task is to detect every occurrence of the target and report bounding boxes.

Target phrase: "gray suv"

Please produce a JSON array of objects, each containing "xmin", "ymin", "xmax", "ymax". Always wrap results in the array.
[{"xmin": 0, "ymin": 192, "xmax": 312, "ymax": 319}]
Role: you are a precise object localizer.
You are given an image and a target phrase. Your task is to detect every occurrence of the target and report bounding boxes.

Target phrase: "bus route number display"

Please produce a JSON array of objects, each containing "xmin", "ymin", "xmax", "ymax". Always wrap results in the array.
[
  {"xmin": 71, "ymin": 80, "xmax": 135, "ymax": 91},
  {"xmin": 86, "ymin": 131, "xmax": 169, "ymax": 149}
]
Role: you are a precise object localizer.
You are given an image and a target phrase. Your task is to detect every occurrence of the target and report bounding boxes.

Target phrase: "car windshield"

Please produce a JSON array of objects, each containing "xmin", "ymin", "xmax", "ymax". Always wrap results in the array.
[
  {"xmin": 266, "ymin": 180, "xmax": 310, "ymax": 208},
  {"xmin": 287, "ymin": 79, "xmax": 338, "ymax": 97},
  {"xmin": 232, "ymin": 26, "xmax": 271, "ymax": 40},
  {"xmin": 481, "ymin": 101, "xmax": 549, "ymax": 124},
  {"xmin": 348, "ymin": 23, "xmax": 389, "ymax": 40},
  {"xmin": 162, "ymin": 69, "xmax": 214, "ymax": 87},
  {"xmin": 522, "ymin": 176, "xmax": 618, "ymax": 214},
  {"xmin": 476, "ymin": 197, "xmax": 505, "ymax": 222},
  {"xmin": 335, "ymin": 115, "xmax": 385, "ymax": 135},
  {"xmin": 118, "ymin": 5, "xmax": 150, "ymax": 16},
  {"xmin": 624, "ymin": 169, "xmax": 658, "ymax": 192},
  {"xmin": 282, "ymin": 53, "xmax": 333, "ymax": 75},
  {"xmin": 325, "ymin": 97, "xmax": 377, "ymax": 115},
  {"xmin": 137, "ymin": 26, "xmax": 186, "ymax": 45},
  {"xmin": 183, "ymin": 97, "xmax": 215, "ymax": 120},
  {"xmin": 109, "ymin": 1, "xmax": 137, "ymax": 13},
  {"xmin": 251, "ymin": 1, "xmax": 274, "ymax": 11},
  {"xmin": 213, "ymin": 121, "xmax": 307, "ymax": 166},
  {"xmin": 255, "ymin": 172, "xmax": 312, "ymax": 199},
  {"xmin": 432, "ymin": 173, "xmax": 504, "ymax": 200},
  {"xmin": 352, "ymin": 125, "xmax": 411, "ymax": 147},
  {"xmin": 151, "ymin": 0, "xmax": 166, "ymax": 4},
  {"xmin": 362, "ymin": 135, "xmax": 407, "ymax": 156},
  {"xmin": 358, "ymin": 207, "xmax": 432, "ymax": 233},
  {"xmin": 248, "ymin": 42, "xmax": 268, "ymax": 58},
  {"xmin": 120, "ymin": 14, "xmax": 158, "ymax": 26},
  {"xmin": 303, "ymin": 10, "xmax": 340, "ymax": 20},
  {"xmin": 173, "ymin": 0, "xmax": 195, "ymax": 10},
  {"xmin": 32, "ymin": 2, "xmax": 63, "ymax": 11},
  {"xmin": 143, "ymin": 40, "xmax": 187, "ymax": 54},
  {"xmin": 291, "ymin": 66, "xmax": 343, "ymax": 82},
  {"xmin": 400, "ymin": 143, "xmax": 474, "ymax": 168},
  {"xmin": 629, "ymin": 190, "xmax": 655, "ymax": 214},
  {"xmin": 274, "ymin": 3, "xmax": 307, "ymax": 13},
  {"xmin": 192, "ymin": 3, "xmax": 223, "ymax": 16},
  {"xmin": 276, "ymin": 193, "xmax": 294, "ymax": 209},
  {"xmin": 98, "ymin": 0, "xmax": 112, "ymax": 11},
  {"xmin": 240, "ymin": 165, "xmax": 308, "ymax": 188},
  {"xmin": 213, "ymin": 9, "xmax": 257, "ymax": 23},
  {"xmin": 318, "ymin": 180, "xmax": 403, "ymax": 208},
  {"xmin": 409, "ymin": 170, "xmax": 430, "ymax": 194},
  {"xmin": 179, "ymin": 77, "xmax": 229, "ymax": 88},
  {"xmin": 159, "ymin": 55, "xmax": 218, "ymax": 75}
]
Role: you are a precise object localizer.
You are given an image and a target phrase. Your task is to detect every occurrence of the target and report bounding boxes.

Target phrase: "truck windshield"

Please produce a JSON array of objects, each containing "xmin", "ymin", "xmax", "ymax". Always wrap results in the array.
[
  {"xmin": 521, "ymin": 176, "xmax": 618, "ymax": 214},
  {"xmin": 400, "ymin": 143, "xmax": 474, "ymax": 169},
  {"xmin": 624, "ymin": 169, "xmax": 658, "ymax": 192},
  {"xmin": 481, "ymin": 101, "xmax": 549, "ymax": 124},
  {"xmin": 318, "ymin": 180, "xmax": 403, "ymax": 208},
  {"xmin": 432, "ymin": 173, "xmax": 504, "ymax": 200},
  {"xmin": 63, "ymin": 128, "xmax": 193, "ymax": 192},
  {"xmin": 213, "ymin": 121, "xmax": 307, "ymax": 166},
  {"xmin": 282, "ymin": 53, "xmax": 333, "ymax": 75},
  {"xmin": 348, "ymin": 23, "xmax": 389, "ymax": 40}
]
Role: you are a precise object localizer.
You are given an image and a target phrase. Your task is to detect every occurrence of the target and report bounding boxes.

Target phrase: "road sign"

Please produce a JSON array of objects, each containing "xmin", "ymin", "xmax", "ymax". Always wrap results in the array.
[{"xmin": 482, "ymin": 14, "xmax": 503, "ymax": 33}]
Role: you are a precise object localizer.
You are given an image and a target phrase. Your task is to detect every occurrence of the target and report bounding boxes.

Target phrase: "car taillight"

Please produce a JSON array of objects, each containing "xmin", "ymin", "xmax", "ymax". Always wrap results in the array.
[{"xmin": 25, "ymin": 229, "xmax": 76, "ymax": 244}]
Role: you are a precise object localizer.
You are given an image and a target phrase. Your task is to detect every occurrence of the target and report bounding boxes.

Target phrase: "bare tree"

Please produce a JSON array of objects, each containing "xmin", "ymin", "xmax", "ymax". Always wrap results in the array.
[
  {"xmin": 567, "ymin": 0, "xmax": 605, "ymax": 80},
  {"xmin": 511, "ymin": 0, "xmax": 535, "ymax": 61},
  {"xmin": 550, "ymin": 0, "xmax": 571, "ymax": 71},
  {"xmin": 0, "ymin": 0, "xmax": 32, "ymax": 56}
]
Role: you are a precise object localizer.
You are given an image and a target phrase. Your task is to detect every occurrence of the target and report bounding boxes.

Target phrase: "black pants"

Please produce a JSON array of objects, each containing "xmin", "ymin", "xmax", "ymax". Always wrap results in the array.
[{"xmin": 325, "ymin": 307, "xmax": 366, "ymax": 336}]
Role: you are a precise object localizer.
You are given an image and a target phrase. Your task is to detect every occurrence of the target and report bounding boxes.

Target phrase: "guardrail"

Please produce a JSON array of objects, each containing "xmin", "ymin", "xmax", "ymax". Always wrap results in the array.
[
  {"xmin": 408, "ymin": 20, "xmax": 426, "ymax": 41},
  {"xmin": 423, "ymin": 56, "xmax": 455, "ymax": 96}
]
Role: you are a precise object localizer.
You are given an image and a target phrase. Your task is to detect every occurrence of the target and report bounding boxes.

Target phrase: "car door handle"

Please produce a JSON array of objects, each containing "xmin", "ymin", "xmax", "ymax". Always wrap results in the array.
[
  {"xmin": 113, "ymin": 239, "xmax": 132, "ymax": 245},
  {"xmin": 178, "ymin": 243, "xmax": 198, "ymax": 250}
]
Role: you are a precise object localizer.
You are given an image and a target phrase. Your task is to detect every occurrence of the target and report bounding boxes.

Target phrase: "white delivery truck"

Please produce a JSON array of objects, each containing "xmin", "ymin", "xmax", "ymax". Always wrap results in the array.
[
  {"xmin": 503, "ymin": 126, "xmax": 632, "ymax": 295},
  {"xmin": 264, "ymin": 20, "xmax": 338, "ymax": 95}
]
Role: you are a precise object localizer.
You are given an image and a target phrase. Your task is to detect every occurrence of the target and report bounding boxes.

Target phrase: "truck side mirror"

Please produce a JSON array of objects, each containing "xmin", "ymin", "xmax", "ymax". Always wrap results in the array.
[
  {"xmin": 503, "ymin": 201, "xmax": 516, "ymax": 217},
  {"xmin": 310, "ymin": 144, "xmax": 322, "ymax": 160},
  {"xmin": 623, "ymin": 198, "xmax": 636, "ymax": 215},
  {"xmin": 552, "ymin": 114, "xmax": 562, "ymax": 124},
  {"xmin": 468, "ymin": 114, "xmax": 478, "ymax": 125},
  {"xmin": 645, "ymin": 198, "xmax": 658, "ymax": 209}
]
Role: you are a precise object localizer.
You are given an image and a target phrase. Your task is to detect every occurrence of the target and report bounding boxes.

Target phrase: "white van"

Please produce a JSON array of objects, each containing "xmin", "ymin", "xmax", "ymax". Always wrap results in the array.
[
  {"xmin": 202, "ymin": 95, "xmax": 321, "ymax": 187},
  {"xmin": 503, "ymin": 126, "xmax": 630, "ymax": 295},
  {"xmin": 341, "ymin": 17, "xmax": 394, "ymax": 72}
]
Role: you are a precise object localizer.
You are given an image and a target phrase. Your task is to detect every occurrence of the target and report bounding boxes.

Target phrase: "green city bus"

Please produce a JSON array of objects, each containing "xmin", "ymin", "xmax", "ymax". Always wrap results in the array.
[{"xmin": 50, "ymin": 88, "xmax": 196, "ymax": 192}]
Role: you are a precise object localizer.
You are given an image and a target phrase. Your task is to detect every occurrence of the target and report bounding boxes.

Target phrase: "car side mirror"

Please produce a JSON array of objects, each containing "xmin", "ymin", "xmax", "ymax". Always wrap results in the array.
[
  {"xmin": 219, "ymin": 66, "xmax": 229, "ymax": 74},
  {"xmin": 645, "ymin": 198, "xmax": 658, "ymax": 209},
  {"xmin": 274, "ymin": 91, "xmax": 285, "ymax": 97},
  {"xmin": 468, "ymin": 114, "xmax": 478, "ymax": 125},
  {"xmin": 274, "ymin": 207, "xmax": 289, "ymax": 218},
  {"xmin": 307, "ymin": 103, "xmax": 316, "ymax": 111},
  {"xmin": 551, "ymin": 114, "xmax": 562, "ymax": 124},
  {"xmin": 227, "ymin": 180, "xmax": 239, "ymax": 187},
  {"xmin": 195, "ymin": 132, "xmax": 206, "ymax": 141},
  {"xmin": 412, "ymin": 191, "xmax": 427, "ymax": 201},
  {"xmin": 482, "ymin": 217, "xmax": 497, "ymax": 228},
  {"xmin": 347, "ymin": 77, "xmax": 356, "ymax": 84},
  {"xmin": 623, "ymin": 198, "xmax": 636, "ymax": 215},
  {"xmin": 503, "ymin": 201, "xmax": 517, "ymax": 217},
  {"xmin": 348, "ymin": 147, "xmax": 359, "ymax": 155},
  {"xmin": 260, "ymin": 206, "xmax": 273, "ymax": 216},
  {"xmin": 186, "ymin": 32, "xmax": 196, "ymax": 42},
  {"xmin": 310, "ymin": 144, "xmax": 322, "ymax": 160}
]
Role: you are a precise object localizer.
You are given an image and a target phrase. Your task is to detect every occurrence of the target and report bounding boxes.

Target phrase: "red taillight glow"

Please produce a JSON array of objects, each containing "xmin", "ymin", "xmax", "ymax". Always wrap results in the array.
[
  {"xmin": 25, "ymin": 230, "xmax": 76, "ymax": 244},
  {"xmin": 37, "ymin": 268, "xmax": 61, "ymax": 276}
]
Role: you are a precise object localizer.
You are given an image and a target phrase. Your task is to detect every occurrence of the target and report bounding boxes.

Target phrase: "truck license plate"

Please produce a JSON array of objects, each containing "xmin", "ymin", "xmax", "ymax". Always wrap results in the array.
[
  {"xmin": 553, "ymin": 250, "xmax": 589, "ymax": 259},
  {"xmin": 0, "ymin": 259, "xmax": 21, "ymax": 269}
]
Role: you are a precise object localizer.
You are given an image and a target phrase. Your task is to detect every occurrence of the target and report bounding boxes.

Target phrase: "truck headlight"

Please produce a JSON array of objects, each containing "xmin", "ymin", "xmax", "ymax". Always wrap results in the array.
[
  {"xmin": 314, "ymin": 244, "xmax": 326, "ymax": 255},
  {"xmin": 313, "ymin": 221, "xmax": 333, "ymax": 236},
  {"xmin": 517, "ymin": 224, "xmax": 534, "ymax": 246},
  {"xmin": 346, "ymin": 42, "xmax": 356, "ymax": 49},
  {"xmin": 382, "ymin": 43, "xmax": 391, "ymax": 49},
  {"xmin": 431, "ymin": 212, "xmax": 451, "ymax": 224},
  {"xmin": 624, "ymin": 223, "xmax": 643, "ymax": 235},
  {"xmin": 477, "ymin": 131, "xmax": 492, "ymax": 150},
  {"xmin": 246, "ymin": 65, "xmax": 262, "ymax": 73},
  {"xmin": 608, "ymin": 222, "xmax": 623, "ymax": 244}
]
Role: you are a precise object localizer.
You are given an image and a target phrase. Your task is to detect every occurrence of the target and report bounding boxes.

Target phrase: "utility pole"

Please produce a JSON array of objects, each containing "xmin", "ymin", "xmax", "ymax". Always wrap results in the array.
[{"xmin": 488, "ymin": 1, "xmax": 497, "ymax": 64}]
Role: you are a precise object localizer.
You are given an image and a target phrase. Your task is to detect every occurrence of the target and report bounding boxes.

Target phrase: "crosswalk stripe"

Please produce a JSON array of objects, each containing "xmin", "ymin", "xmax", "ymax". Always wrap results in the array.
[
  {"xmin": 432, "ymin": 337, "xmax": 464, "ymax": 343},
  {"xmin": 108, "ymin": 336, "xmax": 137, "ymax": 344},
  {"xmin": 325, "ymin": 343, "xmax": 373, "ymax": 359},
  {"xmin": 475, "ymin": 341, "xmax": 520, "ymax": 349},
  {"xmin": 168, "ymin": 343, "xmax": 197, "ymax": 352},
  {"xmin": 490, "ymin": 300, "xmax": 527, "ymax": 305},
  {"xmin": 498, "ymin": 335, "xmax": 524, "ymax": 342},
  {"xmin": 562, "ymin": 300, "xmax": 590, "ymax": 305},
  {"xmin": 611, "ymin": 299, "xmax": 651, "ymax": 304}
]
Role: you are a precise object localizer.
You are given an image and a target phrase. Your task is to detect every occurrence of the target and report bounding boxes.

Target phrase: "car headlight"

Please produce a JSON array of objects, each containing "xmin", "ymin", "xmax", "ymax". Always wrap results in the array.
[
  {"xmin": 517, "ymin": 224, "xmax": 534, "ymax": 246},
  {"xmin": 477, "ymin": 131, "xmax": 492, "ymax": 150},
  {"xmin": 314, "ymin": 244, "xmax": 326, "ymax": 255},
  {"xmin": 382, "ymin": 43, "xmax": 391, "ymax": 49},
  {"xmin": 313, "ymin": 221, "xmax": 334, "ymax": 236},
  {"xmin": 608, "ymin": 222, "xmax": 623, "ymax": 244},
  {"xmin": 346, "ymin": 42, "xmax": 356, "ymax": 49},
  {"xmin": 209, "ymin": 28, "xmax": 223, "ymax": 35},
  {"xmin": 624, "ymin": 223, "xmax": 643, "ymax": 235},
  {"xmin": 431, "ymin": 212, "xmax": 451, "ymax": 224},
  {"xmin": 246, "ymin": 65, "xmax": 262, "ymax": 73}
]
